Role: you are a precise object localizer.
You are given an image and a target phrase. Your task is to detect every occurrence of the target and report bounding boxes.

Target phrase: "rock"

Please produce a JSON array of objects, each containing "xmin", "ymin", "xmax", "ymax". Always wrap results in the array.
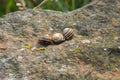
[{"xmin": 0, "ymin": 0, "xmax": 120, "ymax": 79}]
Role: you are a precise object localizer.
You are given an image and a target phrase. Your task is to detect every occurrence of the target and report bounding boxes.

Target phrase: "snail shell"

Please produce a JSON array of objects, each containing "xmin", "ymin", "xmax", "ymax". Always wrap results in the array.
[
  {"xmin": 52, "ymin": 33, "xmax": 65, "ymax": 44},
  {"xmin": 63, "ymin": 28, "xmax": 74, "ymax": 40},
  {"xmin": 38, "ymin": 34, "xmax": 52, "ymax": 45}
]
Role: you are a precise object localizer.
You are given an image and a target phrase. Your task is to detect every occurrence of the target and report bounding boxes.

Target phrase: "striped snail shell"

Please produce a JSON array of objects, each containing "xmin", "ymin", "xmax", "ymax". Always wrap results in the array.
[
  {"xmin": 38, "ymin": 34, "xmax": 52, "ymax": 45},
  {"xmin": 63, "ymin": 28, "xmax": 74, "ymax": 40},
  {"xmin": 52, "ymin": 33, "xmax": 65, "ymax": 44}
]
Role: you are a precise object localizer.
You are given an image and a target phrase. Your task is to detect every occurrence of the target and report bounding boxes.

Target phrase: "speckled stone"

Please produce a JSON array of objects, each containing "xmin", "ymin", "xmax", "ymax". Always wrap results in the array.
[{"xmin": 0, "ymin": 0, "xmax": 120, "ymax": 79}]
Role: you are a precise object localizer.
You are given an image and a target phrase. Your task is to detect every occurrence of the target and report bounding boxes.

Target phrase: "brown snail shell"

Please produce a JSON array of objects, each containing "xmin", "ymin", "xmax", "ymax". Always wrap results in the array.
[
  {"xmin": 63, "ymin": 28, "xmax": 74, "ymax": 40},
  {"xmin": 52, "ymin": 33, "xmax": 65, "ymax": 44},
  {"xmin": 38, "ymin": 34, "xmax": 52, "ymax": 45}
]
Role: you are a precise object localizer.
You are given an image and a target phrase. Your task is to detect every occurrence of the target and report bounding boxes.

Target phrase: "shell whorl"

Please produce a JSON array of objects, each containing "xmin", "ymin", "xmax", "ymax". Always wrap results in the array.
[
  {"xmin": 63, "ymin": 28, "xmax": 74, "ymax": 40},
  {"xmin": 52, "ymin": 33, "xmax": 65, "ymax": 44},
  {"xmin": 38, "ymin": 34, "xmax": 52, "ymax": 45},
  {"xmin": 37, "ymin": 28, "xmax": 74, "ymax": 46}
]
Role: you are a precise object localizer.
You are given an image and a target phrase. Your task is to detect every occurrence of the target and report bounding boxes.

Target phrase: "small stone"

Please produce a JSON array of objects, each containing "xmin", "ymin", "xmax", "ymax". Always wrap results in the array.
[
  {"xmin": 81, "ymin": 40, "xmax": 90, "ymax": 44},
  {"xmin": 104, "ymin": 48, "xmax": 107, "ymax": 51},
  {"xmin": 17, "ymin": 56, "xmax": 23, "ymax": 62}
]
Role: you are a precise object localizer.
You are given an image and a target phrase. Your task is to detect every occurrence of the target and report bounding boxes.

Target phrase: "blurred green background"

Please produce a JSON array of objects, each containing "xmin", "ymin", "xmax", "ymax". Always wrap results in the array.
[{"xmin": 0, "ymin": 0, "xmax": 92, "ymax": 17}]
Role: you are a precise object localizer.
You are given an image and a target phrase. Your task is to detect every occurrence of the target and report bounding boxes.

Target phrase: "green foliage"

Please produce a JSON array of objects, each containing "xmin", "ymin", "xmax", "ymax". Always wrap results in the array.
[
  {"xmin": 0, "ymin": 0, "xmax": 91, "ymax": 17},
  {"xmin": 0, "ymin": 0, "xmax": 17, "ymax": 17},
  {"xmin": 6, "ymin": 0, "xmax": 17, "ymax": 13},
  {"xmin": 42, "ymin": 0, "xmax": 91, "ymax": 12}
]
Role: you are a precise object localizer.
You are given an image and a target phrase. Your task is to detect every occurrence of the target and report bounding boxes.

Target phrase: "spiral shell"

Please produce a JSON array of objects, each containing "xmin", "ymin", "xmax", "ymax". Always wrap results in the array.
[
  {"xmin": 63, "ymin": 28, "xmax": 74, "ymax": 40},
  {"xmin": 38, "ymin": 34, "xmax": 52, "ymax": 45},
  {"xmin": 52, "ymin": 33, "xmax": 65, "ymax": 44}
]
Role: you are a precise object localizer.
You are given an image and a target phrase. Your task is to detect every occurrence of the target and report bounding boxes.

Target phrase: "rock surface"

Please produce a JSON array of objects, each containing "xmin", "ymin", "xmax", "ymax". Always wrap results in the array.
[{"xmin": 0, "ymin": 0, "xmax": 120, "ymax": 79}]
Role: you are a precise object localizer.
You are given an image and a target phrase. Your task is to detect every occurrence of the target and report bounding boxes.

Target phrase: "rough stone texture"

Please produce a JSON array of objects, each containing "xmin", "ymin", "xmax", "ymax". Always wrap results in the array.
[{"xmin": 0, "ymin": 0, "xmax": 120, "ymax": 79}]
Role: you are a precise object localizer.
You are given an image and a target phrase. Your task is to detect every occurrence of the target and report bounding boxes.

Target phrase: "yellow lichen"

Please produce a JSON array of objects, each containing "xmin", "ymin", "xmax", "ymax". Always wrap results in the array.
[
  {"xmin": 73, "ymin": 49, "xmax": 81, "ymax": 53},
  {"xmin": 25, "ymin": 44, "xmax": 32, "ymax": 49},
  {"xmin": 19, "ymin": 35, "xmax": 24, "ymax": 38}
]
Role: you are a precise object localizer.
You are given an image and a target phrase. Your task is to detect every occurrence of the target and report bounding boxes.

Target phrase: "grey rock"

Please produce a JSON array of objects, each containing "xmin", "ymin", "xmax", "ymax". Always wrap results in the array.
[{"xmin": 0, "ymin": 0, "xmax": 120, "ymax": 79}]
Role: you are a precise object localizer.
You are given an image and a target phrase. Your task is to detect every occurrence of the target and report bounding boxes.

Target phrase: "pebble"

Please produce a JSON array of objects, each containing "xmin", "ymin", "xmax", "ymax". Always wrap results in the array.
[{"xmin": 81, "ymin": 40, "xmax": 90, "ymax": 44}]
